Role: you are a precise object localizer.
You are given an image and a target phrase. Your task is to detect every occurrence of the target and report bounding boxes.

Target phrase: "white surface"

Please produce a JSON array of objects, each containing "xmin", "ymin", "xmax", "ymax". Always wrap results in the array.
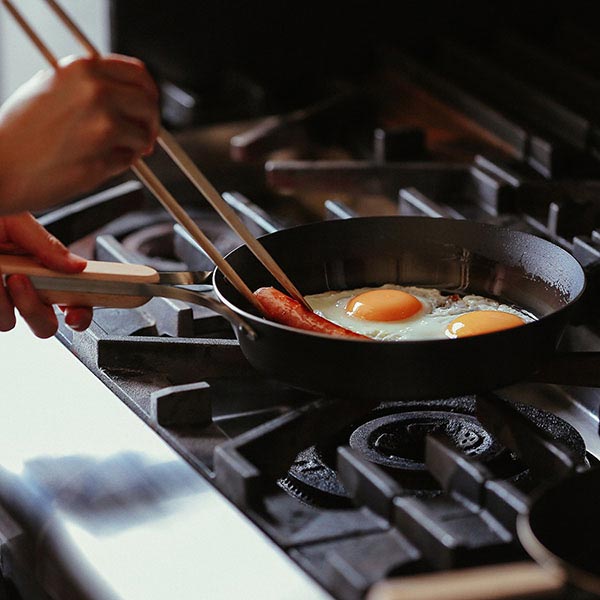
[
  {"xmin": 0, "ymin": 319, "xmax": 329, "ymax": 600},
  {"xmin": 0, "ymin": 1, "xmax": 109, "ymax": 101}
]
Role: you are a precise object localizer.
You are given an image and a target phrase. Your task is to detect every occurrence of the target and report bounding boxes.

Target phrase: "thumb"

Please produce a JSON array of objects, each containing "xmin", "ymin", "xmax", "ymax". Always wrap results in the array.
[{"xmin": 4, "ymin": 212, "xmax": 87, "ymax": 273}]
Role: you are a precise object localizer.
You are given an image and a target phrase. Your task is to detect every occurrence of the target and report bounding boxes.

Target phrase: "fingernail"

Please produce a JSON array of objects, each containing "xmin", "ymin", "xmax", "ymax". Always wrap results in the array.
[
  {"xmin": 65, "ymin": 312, "xmax": 80, "ymax": 330},
  {"xmin": 65, "ymin": 310, "xmax": 88, "ymax": 331},
  {"xmin": 67, "ymin": 252, "xmax": 87, "ymax": 268},
  {"xmin": 66, "ymin": 315, "xmax": 80, "ymax": 329},
  {"xmin": 68, "ymin": 319, "xmax": 88, "ymax": 332}
]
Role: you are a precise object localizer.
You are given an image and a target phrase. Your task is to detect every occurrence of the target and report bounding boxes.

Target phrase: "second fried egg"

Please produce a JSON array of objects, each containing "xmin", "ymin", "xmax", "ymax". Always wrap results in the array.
[{"xmin": 305, "ymin": 284, "xmax": 534, "ymax": 341}]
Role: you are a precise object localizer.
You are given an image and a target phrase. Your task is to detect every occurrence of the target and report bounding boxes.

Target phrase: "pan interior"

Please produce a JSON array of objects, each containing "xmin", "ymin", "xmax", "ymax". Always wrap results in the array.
[{"xmin": 217, "ymin": 218, "xmax": 585, "ymax": 319}]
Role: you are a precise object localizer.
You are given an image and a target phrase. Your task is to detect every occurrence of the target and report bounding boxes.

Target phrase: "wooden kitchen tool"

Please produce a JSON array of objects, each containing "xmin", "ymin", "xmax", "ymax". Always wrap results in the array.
[{"xmin": 367, "ymin": 562, "xmax": 565, "ymax": 600}]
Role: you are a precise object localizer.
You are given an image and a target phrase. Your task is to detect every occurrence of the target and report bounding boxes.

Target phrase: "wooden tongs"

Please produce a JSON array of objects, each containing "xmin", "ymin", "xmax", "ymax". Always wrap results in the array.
[{"xmin": 0, "ymin": 0, "xmax": 310, "ymax": 314}]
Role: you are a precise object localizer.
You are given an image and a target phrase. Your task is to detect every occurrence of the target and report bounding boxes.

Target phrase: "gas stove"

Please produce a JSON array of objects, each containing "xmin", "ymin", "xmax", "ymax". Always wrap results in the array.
[
  {"xmin": 36, "ymin": 184, "xmax": 600, "ymax": 599},
  {"xmin": 3, "ymin": 10, "xmax": 600, "ymax": 600}
]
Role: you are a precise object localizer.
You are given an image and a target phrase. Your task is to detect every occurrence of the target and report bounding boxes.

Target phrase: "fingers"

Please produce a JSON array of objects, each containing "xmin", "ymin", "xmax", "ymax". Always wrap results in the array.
[
  {"xmin": 58, "ymin": 56, "xmax": 160, "ymax": 159},
  {"xmin": 94, "ymin": 54, "xmax": 159, "ymax": 100},
  {"xmin": 82, "ymin": 148, "xmax": 137, "ymax": 184},
  {"xmin": 59, "ymin": 55, "xmax": 158, "ymax": 99},
  {"xmin": 0, "ymin": 279, "xmax": 92, "ymax": 337},
  {"xmin": 3, "ymin": 213, "xmax": 87, "ymax": 273},
  {"xmin": 6, "ymin": 275, "xmax": 58, "ymax": 338},
  {"xmin": 0, "ymin": 55, "xmax": 160, "ymax": 214},
  {"xmin": 0, "ymin": 214, "xmax": 91, "ymax": 337},
  {"xmin": 0, "ymin": 277, "xmax": 16, "ymax": 332},
  {"xmin": 1, "ymin": 277, "xmax": 92, "ymax": 338},
  {"xmin": 89, "ymin": 109, "xmax": 157, "ymax": 159},
  {"xmin": 79, "ymin": 81, "xmax": 159, "ymax": 161},
  {"xmin": 98, "ymin": 56, "xmax": 160, "ymax": 154},
  {"xmin": 63, "ymin": 306, "xmax": 93, "ymax": 332},
  {"xmin": 104, "ymin": 84, "xmax": 160, "ymax": 152}
]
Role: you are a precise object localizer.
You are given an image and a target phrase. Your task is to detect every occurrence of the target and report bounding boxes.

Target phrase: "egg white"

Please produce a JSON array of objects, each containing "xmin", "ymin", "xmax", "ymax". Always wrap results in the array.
[{"xmin": 305, "ymin": 284, "xmax": 534, "ymax": 341}]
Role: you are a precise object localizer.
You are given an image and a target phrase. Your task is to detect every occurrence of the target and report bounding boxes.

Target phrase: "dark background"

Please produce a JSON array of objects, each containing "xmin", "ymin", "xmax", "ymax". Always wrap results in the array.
[{"xmin": 110, "ymin": 0, "xmax": 600, "ymax": 115}]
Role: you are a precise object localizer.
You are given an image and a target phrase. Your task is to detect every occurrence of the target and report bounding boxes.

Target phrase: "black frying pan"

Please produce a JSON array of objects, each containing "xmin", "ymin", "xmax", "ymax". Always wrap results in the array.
[{"xmin": 213, "ymin": 216, "xmax": 587, "ymax": 399}]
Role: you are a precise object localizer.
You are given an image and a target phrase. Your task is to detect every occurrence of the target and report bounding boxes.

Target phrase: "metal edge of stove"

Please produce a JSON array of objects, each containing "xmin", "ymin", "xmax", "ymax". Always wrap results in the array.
[
  {"xmin": 498, "ymin": 381, "xmax": 600, "ymax": 461},
  {"xmin": 0, "ymin": 318, "xmax": 329, "ymax": 600},
  {"xmin": 498, "ymin": 324, "xmax": 600, "ymax": 461}
]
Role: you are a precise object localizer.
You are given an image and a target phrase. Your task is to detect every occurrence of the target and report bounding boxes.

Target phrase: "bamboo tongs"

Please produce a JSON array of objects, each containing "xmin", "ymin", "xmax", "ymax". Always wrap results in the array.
[{"xmin": 0, "ymin": 0, "xmax": 310, "ymax": 313}]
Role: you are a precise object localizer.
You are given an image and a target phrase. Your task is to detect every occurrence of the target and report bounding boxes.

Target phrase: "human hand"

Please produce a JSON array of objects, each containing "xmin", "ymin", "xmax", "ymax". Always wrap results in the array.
[
  {"xmin": 0, "ymin": 213, "xmax": 92, "ymax": 338},
  {"xmin": 0, "ymin": 54, "xmax": 160, "ymax": 214}
]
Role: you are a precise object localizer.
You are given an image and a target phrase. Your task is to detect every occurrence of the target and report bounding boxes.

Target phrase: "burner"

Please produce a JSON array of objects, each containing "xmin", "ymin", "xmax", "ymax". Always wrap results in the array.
[
  {"xmin": 281, "ymin": 397, "xmax": 587, "ymax": 507},
  {"xmin": 95, "ymin": 208, "xmax": 250, "ymax": 273},
  {"xmin": 280, "ymin": 446, "xmax": 352, "ymax": 508},
  {"xmin": 345, "ymin": 409, "xmax": 519, "ymax": 491},
  {"xmin": 348, "ymin": 412, "xmax": 500, "ymax": 469},
  {"xmin": 121, "ymin": 223, "xmax": 183, "ymax": 270}
]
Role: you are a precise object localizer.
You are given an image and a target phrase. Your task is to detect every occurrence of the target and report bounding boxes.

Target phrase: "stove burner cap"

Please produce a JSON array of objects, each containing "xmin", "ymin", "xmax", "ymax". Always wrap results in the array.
[{"xmin": 349, "ymin": 411, "xmax": 500, "ymax": 470}]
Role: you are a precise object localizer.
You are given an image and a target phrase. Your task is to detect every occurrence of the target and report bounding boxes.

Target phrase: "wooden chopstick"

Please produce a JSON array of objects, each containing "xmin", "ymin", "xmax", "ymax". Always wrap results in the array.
[
  {"xmin": 1, "ymin": 0, "xmax": 58, "ymax": 67},
  {"xmin": 2, "ymin": 0, "xmax": 262, "ymax": 311},
  {"xmin": 157, "ymin": 129, "xmax": 310, "ymax": 309},
  {"xmin": 38, "ymin": 0, "xmax": 311, "ymax": 312},
  {"xmin": 43, "ymin": 0, "xmax": 97, "ymax": 55},
  {"xmin": 130, "ymin": 162, "xmax": 261, "ymax": 310}
]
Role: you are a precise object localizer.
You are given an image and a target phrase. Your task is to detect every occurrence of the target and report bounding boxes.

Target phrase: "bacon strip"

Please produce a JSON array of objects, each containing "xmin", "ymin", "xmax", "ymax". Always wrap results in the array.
[{"xmin": 254, "ymin": 287, "xmax": 368, "ymax": 339}]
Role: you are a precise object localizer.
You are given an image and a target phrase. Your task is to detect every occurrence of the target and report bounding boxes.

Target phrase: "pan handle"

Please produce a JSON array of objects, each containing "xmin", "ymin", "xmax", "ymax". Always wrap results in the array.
[
  {"xmin": 0, "ymin": 255, "xmax": 256, "ymax": 340},
  {"xmin": 529, "ymin": 352, "xmax": 600, "ymax": 387},
  {"xmin": 367, "ymin": 562, "xmax": 565, "ymax": 600},
  {"xmin": 28, "ymin": 276, "xmax": 257, "ymax": 340},
  {"xmin": 0, "ymin": 254, "xmax": 161, "ymax": 308}
]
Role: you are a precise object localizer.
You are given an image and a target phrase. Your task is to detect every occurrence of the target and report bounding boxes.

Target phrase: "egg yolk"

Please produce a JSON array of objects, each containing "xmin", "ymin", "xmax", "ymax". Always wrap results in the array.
[
  {"xmin": 445, "ymin": 310, "xmax": 525, "ymax": 339},
  {"xmin": 345, "ymin": 289, "xmax": 422, "ymax": 321}
]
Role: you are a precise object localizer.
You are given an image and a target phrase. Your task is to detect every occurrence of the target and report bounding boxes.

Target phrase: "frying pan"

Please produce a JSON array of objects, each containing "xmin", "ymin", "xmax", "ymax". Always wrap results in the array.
[
  {"xmin": 0, "ymin": 217, "xmax": 591, "ymax": 400},
  {"xmin": 213, "ymin": 216, "xmax": 589, "ymax": 399}
]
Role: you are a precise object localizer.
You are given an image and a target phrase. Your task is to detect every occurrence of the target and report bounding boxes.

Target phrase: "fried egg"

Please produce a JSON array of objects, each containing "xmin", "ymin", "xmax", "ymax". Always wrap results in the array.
[{"xmin": 305, "ymin": 284, "xmax": 534, "ymax": 341}]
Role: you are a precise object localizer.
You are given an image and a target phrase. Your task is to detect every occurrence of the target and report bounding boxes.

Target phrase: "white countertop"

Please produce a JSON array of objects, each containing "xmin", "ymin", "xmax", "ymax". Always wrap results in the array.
[{"xmin": 0, "ymin": 318, "xmax": 328, "ymax": 600}]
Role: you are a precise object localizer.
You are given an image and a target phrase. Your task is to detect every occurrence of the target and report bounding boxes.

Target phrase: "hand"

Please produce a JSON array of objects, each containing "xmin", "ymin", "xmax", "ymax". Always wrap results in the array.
[
  {"xmin": 0, "ymin": 213, "xmax": 92, "ymax": 338},
  {"xmin": 0, "ymin": 54, "xmax": 160, "ymax": 214}
]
